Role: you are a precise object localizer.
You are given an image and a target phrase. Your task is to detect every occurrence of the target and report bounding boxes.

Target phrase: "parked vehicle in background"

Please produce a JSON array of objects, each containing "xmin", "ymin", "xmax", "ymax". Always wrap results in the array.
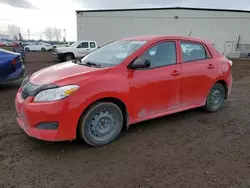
[
  {"xmin": 13, "ymin": 43, "xmax": 25, "ymax": 62},
  {"xmin": 24, "ymin": 42, "xmax": 53, "ymax": 52},
  {"xmin": 22, "ymin": 42, "xmax": 32, "ymax": 47},
  {"xmin": 15, "ymin": 35, "xmax": 232, "ymax": 147},
  {"xmin": 0, "ymin": 41, "xmax": 5, "ymax": 47},
  {"xmin": 0, "ymin": 48, "xmax": 25, "ymax": 84},
  {"xmin": 53, "ymin": 40, "xmax": 98, "ymax": 62},
  {"xmin": 53, "ymin": 42, "xmax": 73, "ymax": 49}
]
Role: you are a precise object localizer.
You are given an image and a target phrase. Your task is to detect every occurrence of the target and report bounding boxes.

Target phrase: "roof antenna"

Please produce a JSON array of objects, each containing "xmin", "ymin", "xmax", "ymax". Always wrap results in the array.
[{"xmin": 188, "ymin": 31, "xmax": 192, "ymax": 36}]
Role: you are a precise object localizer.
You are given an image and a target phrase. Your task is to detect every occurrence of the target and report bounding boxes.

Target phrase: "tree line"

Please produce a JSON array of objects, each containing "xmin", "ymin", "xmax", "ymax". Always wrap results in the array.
[{"xmin": 7, "ymin": 24, "xmax": 63, "ymax": 41}]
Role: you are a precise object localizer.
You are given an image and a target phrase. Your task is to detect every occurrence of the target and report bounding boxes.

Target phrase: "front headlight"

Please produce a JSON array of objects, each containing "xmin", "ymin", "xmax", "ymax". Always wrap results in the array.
[{"xmin": 34, "ymin": 85, "xmax": 79, "ymax": 102}]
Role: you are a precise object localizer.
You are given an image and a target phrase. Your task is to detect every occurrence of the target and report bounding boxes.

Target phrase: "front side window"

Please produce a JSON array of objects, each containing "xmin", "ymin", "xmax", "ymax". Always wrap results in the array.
[
  {"xmin": 77, "ymin": 42, "xmax": 88, "ymax": 48},
  {"xmin": 140, "ymin": 41, "xmax": 177, "ymax": 68},
  {"xmin": 181, "ymin": 42, "xmax": 208, "ymax": 62},
  {"xmin": 80, "ymin": 40, "xmax": 147, "ymax": 67}
]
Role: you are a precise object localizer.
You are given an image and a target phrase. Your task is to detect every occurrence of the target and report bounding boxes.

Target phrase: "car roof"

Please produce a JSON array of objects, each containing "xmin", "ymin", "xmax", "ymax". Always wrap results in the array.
[
  {"xmin": 78, "ymin": 40, "xmax": 96, "ymax": 42},
  {"xmin": 121, "ymin": 35, "xmax": 211, "ymax": 44}
]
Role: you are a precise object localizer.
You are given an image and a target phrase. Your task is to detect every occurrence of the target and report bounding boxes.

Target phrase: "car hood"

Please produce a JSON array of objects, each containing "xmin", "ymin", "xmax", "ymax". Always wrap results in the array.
[{"xmin": 29, "ymin": 61, "xmax": 109, "ymax": 85}]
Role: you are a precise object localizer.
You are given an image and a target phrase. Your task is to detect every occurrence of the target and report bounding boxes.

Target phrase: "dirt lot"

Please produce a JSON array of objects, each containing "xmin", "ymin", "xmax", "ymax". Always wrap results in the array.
[{"xmin": 0, "ymin": 52, "xmax": 250, "ymax": 188}]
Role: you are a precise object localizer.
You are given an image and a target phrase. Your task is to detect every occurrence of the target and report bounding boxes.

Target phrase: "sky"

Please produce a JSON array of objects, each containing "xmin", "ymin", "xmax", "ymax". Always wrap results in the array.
[{"xmin": 0, "ymin": 0, "xmax": 250, "ymax": 41}]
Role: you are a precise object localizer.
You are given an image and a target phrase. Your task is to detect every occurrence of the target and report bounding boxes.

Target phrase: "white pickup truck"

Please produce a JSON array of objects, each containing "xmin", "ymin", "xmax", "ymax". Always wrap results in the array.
[{"xmin": 53, "ymin": 40, "xmax": 98, "ymax": 62}]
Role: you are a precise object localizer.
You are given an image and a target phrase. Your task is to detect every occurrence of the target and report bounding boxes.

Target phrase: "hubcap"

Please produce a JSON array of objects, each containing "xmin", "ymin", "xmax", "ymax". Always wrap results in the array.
[
  {"xmin": 89, "ymin": 111, "xmax": 117, "ymax": 141},
  {"xmin": 210, "ymin": 89, "xmax": 221, "ymax": 106}
]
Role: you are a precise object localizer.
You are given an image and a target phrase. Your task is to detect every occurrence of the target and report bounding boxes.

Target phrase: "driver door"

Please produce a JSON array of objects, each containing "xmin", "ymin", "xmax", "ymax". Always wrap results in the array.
[
  {"xmin": 128, "ymin": 40, "xmax": 182, "ymax": 123},
  {"xmin": 76, "ymin": 42, "xmax": 90, "ymax": 58}
]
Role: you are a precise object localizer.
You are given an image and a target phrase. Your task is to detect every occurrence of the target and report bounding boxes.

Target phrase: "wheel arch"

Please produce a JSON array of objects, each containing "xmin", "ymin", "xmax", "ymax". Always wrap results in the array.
[
  {"xmin": 76, "ymin": 97, "xmax": 129, "ymax": 138},
  {"xmin": 64, "ymin": 52, "xmax": 75, "ymax": 58},
  {"xmin": 215, "ymin": 79, "xmax": 228, "ymax": 99}
]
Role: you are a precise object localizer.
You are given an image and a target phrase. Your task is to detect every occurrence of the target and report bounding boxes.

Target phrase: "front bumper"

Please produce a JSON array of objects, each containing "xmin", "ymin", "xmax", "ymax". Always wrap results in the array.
[
  {"xmin": 53, "ymin": 52, "xmax": 64, "ymax": 59},
  {"xmin": 15, "ymin": 90, "xmax": 80, "ymax": 141}
]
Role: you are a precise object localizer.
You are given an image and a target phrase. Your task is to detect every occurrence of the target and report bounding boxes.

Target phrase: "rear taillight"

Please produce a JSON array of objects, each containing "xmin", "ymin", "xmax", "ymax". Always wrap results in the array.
[
  {"xmin": 223, "ymin": 57, "xmax": 233, "ymax": 66},
  {"xmin": 12, "ymin": 59, "xmax": 17, "ymax": 70},
  {"xmin": 12, "ymin": 59, "xmax": 16, "ymax": 66}
]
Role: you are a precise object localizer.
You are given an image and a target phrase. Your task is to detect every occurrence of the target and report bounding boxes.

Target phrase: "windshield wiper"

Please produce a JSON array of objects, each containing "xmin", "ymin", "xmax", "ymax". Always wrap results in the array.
[
  {"xmin": 84, "ymin": 61, "xmax": 102, "ymax": 68},
  {"xmin": 72, "ymin": 59, "xmax": 80, "ymax": 64}
]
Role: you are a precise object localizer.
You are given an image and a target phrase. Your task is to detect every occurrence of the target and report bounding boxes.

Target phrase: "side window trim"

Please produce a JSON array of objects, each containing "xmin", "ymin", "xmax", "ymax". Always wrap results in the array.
[
  {"xmin": 132, "ymin": 40, "xmax": 178, "ymax": 70},
  {"xmin": 180, "ymin": 41, "xmax": 210, "ymax": 63}
]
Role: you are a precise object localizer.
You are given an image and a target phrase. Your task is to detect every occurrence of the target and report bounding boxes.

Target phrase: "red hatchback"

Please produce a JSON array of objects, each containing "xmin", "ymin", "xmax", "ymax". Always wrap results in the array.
[{"xmin": 15, "ymin": 36, "xmax": 232, "ymax": 146}]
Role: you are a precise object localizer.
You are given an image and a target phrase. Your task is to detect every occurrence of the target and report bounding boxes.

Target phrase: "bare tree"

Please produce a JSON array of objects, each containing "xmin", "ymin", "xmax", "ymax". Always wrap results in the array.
[
  {"xmin": 8, "ymin": 24, "xmax": 20, "ymax": 40},
  {"xmin": 53, "ymin": 27, "xmax": 62, "ymax": 42},
  {"xmin": 44, "ymin": 26, "xmax": 54, "ymax": 41}
]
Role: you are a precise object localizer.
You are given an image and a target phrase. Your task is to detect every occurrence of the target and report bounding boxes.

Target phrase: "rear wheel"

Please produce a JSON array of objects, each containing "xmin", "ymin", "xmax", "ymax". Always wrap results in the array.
[
  {"xmin": 79, "ymin": 102, "xmax": 123, "ymax": 147},
  {"xmin": 203, "ymin": 83, "xmax": 225, "ymax": 112},
  {"xmin": 25, "ymin": 48, "xmax": 30, "ymax": 52},
  {"xmin": 41, "ymin": 47, "xmax": 46, "ymax": 52}
]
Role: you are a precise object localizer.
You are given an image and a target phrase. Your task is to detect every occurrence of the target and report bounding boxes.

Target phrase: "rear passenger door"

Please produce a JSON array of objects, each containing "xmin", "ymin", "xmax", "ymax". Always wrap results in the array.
[{"xmin": 179, "ymin": 41, "xmax": 219, "ymax": 107}]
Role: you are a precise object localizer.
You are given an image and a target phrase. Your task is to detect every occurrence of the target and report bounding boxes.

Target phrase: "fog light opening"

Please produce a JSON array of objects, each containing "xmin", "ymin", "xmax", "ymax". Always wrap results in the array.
[{"xmin": 37, "ymin": 122, "xmax": 58, "ymax": 130}]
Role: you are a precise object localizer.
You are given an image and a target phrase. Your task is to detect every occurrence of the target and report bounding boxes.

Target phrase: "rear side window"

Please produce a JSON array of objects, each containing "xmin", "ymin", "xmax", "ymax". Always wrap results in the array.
[
  {"xmin": 90, "ymin": 42, "xmax": 96, "ymax": 48},
  {"xmin": 180, "ymin": 42, "xmax": 208, "ymax": 62}
]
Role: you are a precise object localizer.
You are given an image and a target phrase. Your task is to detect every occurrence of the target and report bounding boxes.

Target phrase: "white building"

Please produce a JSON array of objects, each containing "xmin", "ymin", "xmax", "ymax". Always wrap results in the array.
[{"xmin": 76, "ymin": 7, "xmax": 250, "ymax": 57}]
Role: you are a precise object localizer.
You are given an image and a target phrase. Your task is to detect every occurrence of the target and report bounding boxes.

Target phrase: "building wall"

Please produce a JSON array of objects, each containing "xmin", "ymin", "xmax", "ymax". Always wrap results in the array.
[{"xmin": 77, "ymin": 9, "xmax": 250, "ymax": 54}]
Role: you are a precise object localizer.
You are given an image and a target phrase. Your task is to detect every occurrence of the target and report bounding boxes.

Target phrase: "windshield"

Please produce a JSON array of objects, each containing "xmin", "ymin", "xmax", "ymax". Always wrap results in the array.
[
  {"xmin": 80, "ymin": 40, "xmax": 147, "ymax": 67},
  {"xmin": 70, "ymin": 42, "xmax": 78, "ymax": 47}
]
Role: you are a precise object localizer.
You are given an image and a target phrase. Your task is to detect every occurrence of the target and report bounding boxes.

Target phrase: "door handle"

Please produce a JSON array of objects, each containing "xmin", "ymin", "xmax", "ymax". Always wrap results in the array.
[
  {"xmin": 171, "ymin": 70, "xmax": 180, "ymax": 76},
  {"xmin": 207, "ymin": 64, "xmax": 215, "ymax": 69}
]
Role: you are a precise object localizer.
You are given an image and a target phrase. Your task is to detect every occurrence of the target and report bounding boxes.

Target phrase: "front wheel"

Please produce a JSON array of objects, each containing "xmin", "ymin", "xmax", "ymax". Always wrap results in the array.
[
  {"xmin": 64, "ymin": 54, "xmax": 74, "ymax": 61},
  {"xmin": 79, "ymin": 102, "xmax": 124, "ymax": 147},
  {"xmin": 41, "ymin": 47, "xmax": 46, "ymax": 52},
  {"xmin": 203, "ymin": 83, "xmax": 225, "ymax": 112}
]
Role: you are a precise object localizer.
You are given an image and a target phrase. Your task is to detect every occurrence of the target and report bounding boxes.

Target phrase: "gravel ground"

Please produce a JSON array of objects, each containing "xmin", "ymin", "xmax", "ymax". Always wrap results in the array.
[{"xmin": 0, "ymin": 52, "xmax": 250, "ymax": 188}]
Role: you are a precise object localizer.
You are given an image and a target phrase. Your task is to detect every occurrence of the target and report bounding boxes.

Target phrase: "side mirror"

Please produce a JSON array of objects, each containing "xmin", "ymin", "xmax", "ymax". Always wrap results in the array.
[{"xmin": 129, "ymin": 58, "xmax": 151, "ymax": 69}]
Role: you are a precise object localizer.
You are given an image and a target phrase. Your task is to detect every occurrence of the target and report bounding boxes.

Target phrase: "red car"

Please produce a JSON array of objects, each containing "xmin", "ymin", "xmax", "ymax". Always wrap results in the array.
[{"xmin": 15, "ymin": 35, "xmax": 233, "ymax": 147}]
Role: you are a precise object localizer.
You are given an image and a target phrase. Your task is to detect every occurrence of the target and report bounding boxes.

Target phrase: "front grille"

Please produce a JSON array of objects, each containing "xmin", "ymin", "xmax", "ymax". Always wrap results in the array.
[{"xmin": 21, "ymin": 92, "xmax": 29, "ymax": 100}]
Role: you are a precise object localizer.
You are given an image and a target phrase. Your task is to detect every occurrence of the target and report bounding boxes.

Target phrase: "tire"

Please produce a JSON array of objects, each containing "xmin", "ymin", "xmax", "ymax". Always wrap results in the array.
[
  {"xmin": 25, "ymin": 48, "xmax": 30, "ymax": 52},
  {"xmin": 79, "ymin": 102, "xmax": 124, "ymax": 147},
  {"xmin": 59, "ymin": 57, "xmax": 64, "ymax": 62},
  {"xmin": 41, "ymin": 47, "xmax": 46, "ymax": 52},
  {"xmin": 203, "ymin": 83, "xmax": 225, "ymax": 112},
  {"xmin": 64, "ymin": 54, "xmax": 74, "ymax": 61}
]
